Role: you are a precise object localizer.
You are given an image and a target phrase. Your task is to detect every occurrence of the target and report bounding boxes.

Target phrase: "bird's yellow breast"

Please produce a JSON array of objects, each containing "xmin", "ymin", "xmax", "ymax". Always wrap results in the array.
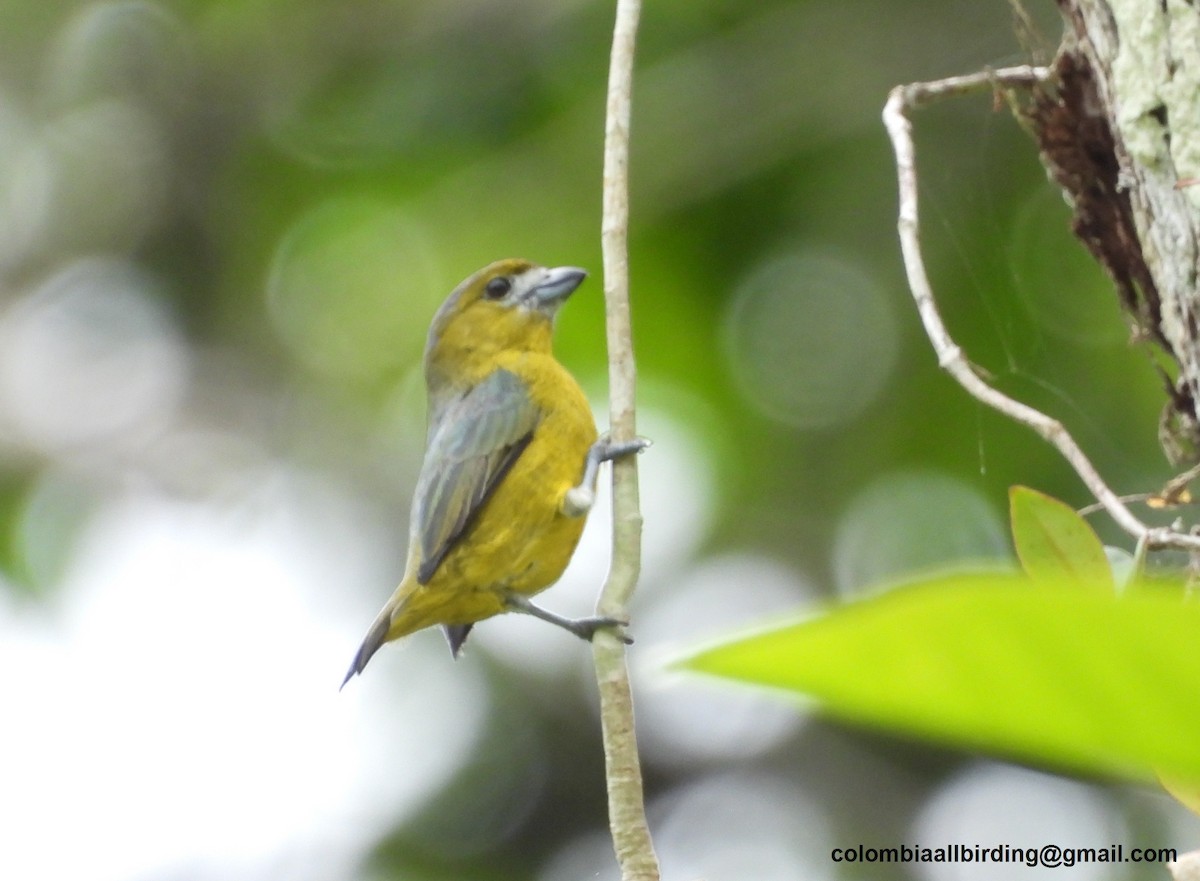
[{"xmin": 404, "ymin": 350, "xmax": 597, "ymax": 627}]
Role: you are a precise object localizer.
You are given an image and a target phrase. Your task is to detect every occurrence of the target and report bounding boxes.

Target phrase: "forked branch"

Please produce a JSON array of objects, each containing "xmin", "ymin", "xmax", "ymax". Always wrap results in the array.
[{"xmin": 883, "ymin": 66, "xmax": 1200, "ymax": 554}]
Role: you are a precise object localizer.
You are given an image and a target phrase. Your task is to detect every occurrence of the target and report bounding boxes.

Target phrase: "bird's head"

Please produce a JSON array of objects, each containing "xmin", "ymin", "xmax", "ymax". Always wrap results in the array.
[{"xmin": 425, "ymin": 259, "xmax": 587, "ymax": 383}]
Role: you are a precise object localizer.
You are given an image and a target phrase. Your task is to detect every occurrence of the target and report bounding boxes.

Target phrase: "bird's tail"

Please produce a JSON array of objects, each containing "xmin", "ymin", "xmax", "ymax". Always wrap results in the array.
[{"xmin": 340, "ymin": 604, "xmax": 394, "ymax": 689}]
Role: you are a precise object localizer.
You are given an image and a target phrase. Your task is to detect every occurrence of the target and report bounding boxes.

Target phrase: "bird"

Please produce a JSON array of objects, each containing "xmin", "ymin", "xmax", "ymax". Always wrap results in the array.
[{"xmin": 341, "ymin": 259, "xmax": 646, "ymax": 686}]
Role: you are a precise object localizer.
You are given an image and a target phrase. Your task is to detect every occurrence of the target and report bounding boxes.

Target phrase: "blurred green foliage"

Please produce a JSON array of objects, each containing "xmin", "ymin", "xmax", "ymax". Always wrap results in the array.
[
  {"xmin": 686, "ymin": 492, "xmax": 1198, "ymax": 786},
  {"xmin": 2, "ymin": 1, "xmax": 1195, "ymax": 879},
  {"xmin": 684, "ymin": 571, "xmax": 1200, "ymax": 783}
]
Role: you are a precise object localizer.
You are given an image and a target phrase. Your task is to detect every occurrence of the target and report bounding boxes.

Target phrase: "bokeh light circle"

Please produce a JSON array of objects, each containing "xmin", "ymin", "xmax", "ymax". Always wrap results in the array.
[
  {"xmin": 45, "ymin": 0, "xmax": 195, "ymax": 112},
  {"xmin": 42, "ymin": 98, "xmax": 169, "ymax": 253},
  {"xmin": 653, "ymin": 772, "xmax": 835, "ymax": 881},
  {"xmin": 0, "ymin": 257, "xmax": 188, "ymax": 451},
  {"xmin": 832, "ymin": 470, "xmax": 1008, "ymax": 595},
  {"xmin": 912, "ymin": 763, "xmax": 1126, "ymax": 881},
  {"xmin": 635, "ymin": 554, "xmax": 812, "ymax": 767},
  {"xmin": 538, "ymin": 772, "xmax": 836, "ymax": 881},
  {"xmin": 723, "ymin": 249, "xmax": 899, "ymax": 429},
  {"xmin": 267, "ymin": 195, "xmax": 439, "ymax": 380}
]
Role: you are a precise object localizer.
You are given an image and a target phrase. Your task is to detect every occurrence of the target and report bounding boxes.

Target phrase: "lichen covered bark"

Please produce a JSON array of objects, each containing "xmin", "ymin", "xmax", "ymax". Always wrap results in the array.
[{"xmin": 1028, "ymin": 0, "xmax": 1200, "ymax": 463}]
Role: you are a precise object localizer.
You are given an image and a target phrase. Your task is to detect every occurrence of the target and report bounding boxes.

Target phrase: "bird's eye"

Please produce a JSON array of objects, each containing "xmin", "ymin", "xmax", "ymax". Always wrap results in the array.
[{"xmin": 484, "ymin": 277, "xmax": 511, "ymax": 300}]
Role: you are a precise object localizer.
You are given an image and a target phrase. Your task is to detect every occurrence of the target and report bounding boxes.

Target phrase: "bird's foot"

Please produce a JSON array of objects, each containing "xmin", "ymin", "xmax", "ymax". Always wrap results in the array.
[
  {"xmin": 561, "ymin": 434, "xmax": 652, "ymax": 517},
  {"xmin": 595, "ymin": 433, "xmax": 652, "ymax": 463},
  {"xmin": 503, "ymin": 592, "xmax": 633, "ymax": 644}
]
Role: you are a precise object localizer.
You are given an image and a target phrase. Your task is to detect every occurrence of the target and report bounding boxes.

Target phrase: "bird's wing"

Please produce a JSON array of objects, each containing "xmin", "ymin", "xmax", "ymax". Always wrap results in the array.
[{"xmin": 414, "ymin": 368, "xmax": 540, "ymax": 584}]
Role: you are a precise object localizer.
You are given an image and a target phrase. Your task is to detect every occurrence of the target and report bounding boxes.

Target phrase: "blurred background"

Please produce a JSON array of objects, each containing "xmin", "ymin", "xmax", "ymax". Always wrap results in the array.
[{"xmin": 2, "ymin": 1, "xmax": 1197, "ymax": 879}]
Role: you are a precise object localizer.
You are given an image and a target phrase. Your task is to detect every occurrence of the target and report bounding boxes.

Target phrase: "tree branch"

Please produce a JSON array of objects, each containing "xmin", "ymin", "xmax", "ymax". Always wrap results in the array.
[
  {"xmin": 883, "ymin": 66, "xmax": 1200, "ymax": 554},
  {"xmin": 1048, "ymin": 0, "xmax": 1200, "ymax": 466},
  {"xmin": 594, "ymin": 1, "xmax": 660, "ymax": 879}
]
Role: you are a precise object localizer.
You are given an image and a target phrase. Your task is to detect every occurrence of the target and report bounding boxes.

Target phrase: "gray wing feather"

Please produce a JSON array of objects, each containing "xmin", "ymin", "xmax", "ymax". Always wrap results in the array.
[{"xmin": 414, "ymin": 369, "xmax": 539, "ymax": 584}]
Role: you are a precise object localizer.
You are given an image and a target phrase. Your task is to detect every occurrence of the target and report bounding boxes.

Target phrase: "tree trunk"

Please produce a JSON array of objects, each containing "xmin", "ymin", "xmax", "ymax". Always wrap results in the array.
[{"xmin": 1029, "ymin": 0, "xmax": 1200, "ymax": 464}]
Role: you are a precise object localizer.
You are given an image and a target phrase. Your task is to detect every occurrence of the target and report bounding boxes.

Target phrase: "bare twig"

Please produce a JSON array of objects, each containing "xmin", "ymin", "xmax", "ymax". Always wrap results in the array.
[
  {"xmin": 883, "ymin": 66, "xmax": 1200, "ymax": 554},
  {"xmin": 594, "ymin": 1, "xmax": 660, "ymax": 879},
  {"xmin": 1150, "ymin": 462, "xmax": 1200, "ymax": 509},
  {"xmin": 1077, "ymin": 494, "xmax": 1153, "ymax": 517}
]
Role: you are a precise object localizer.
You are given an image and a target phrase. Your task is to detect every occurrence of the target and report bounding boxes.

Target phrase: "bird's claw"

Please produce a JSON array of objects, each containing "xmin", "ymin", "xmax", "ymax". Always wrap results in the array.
[
  {"xmin": 595, "ymin": 433, "xmax": 652, "ymax": 462},
  {"xmin": 568, "ymin": 614, "xmax": 633, "ymax": 645},
  {"xmin": 562, "ymin": 435, "xmax": 651, "ymax": 518},
  {"xmin": 503, "ymin": 592, "xmax": 633, "ymax": 644}
]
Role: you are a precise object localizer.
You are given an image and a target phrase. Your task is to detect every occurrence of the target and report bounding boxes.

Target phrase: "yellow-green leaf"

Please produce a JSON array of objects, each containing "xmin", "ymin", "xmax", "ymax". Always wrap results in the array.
[
  {"xmin": 1160, "ymin": 774, "xmax": 1200, "ymax": 817},
  {"xmin": 681, "ymin": 573, "xmax": 1200, "ymax": 781},
  {"xmin": 1009, "ymin": 486, "xmax": 1113, "ymax": 590}
]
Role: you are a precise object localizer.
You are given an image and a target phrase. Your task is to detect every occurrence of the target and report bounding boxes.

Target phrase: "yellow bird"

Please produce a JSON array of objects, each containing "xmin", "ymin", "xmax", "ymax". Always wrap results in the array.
[{"xmin": 342, "ymin": 259, "xmax": 644, "ymax": 685}]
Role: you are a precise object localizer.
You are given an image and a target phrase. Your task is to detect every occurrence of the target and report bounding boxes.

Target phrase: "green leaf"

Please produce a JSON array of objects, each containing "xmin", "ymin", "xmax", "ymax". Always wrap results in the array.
[
  {"xmin": 681, "ymin": 573, "xmax": 1200, "ymax": 781},
  {"xmin": 1009, "ymin": 485, "xmax": 1113, "ymax": 590},
  {"xmin": 1159, "ymin": 773, "xmax": 1200, "ymax": 817}
]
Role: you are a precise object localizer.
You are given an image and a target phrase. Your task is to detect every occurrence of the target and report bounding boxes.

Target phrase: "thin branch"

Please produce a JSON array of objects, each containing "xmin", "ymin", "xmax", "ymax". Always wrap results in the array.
[
  {"xmin": 594, "ymin": 1, "xmax": 660, "ymax": 880},
  {"xmin": 1151, "ymin": 461, "xmax": 1200, "ymax": 509},
  {"xmin": 883, "ymin": 66, "xmax": 1200, "ymax": 554}
]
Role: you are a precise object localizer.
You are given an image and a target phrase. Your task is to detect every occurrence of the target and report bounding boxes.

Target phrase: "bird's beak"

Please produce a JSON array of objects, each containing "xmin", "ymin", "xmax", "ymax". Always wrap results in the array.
[{"xmin": 528, "ymin": 266, "xmax": 587, "ymax": 315}]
